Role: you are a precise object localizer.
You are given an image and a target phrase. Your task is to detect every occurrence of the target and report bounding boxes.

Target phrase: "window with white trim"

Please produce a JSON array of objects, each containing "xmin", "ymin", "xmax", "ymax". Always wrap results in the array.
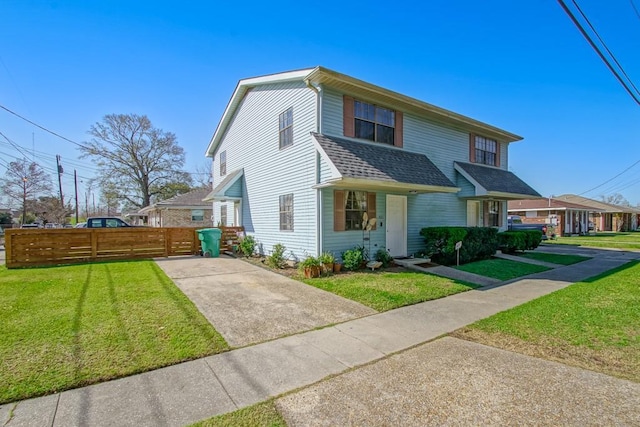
[
  {"xmin": 279, "ymin": 193, "xmax": 293, "ymax": 231},
  {"xmin": 220, "ymin": 150, "xmax": 227, "ymax": 176},
  {"xmin": 220, "ymin": 205, "xmax": 227, "ymax": 226},
  {"xmin": 191, "ymin": 209, "xmax": 204, "ymax": 222},
  {"xmin": 279, "ymin": 107, "xmax": 293, "ymax": 149}
]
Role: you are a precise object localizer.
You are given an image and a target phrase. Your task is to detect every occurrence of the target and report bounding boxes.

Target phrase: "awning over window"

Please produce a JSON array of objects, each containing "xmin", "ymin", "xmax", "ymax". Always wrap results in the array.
[
  {"xmin": 203, "ymin": 168, "xmax": 244, "ymax": 202},
  {"xmin": 312, "ymin": 133, "xmax": 459, "ymax": 194},
  {"xmin": 454, "ymin": 161, "xmax": 541, "ymax": 200}
]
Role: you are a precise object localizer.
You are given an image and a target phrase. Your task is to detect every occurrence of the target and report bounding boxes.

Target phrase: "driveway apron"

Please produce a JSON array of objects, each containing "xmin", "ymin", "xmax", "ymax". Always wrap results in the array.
[{"xmin": 154, "ymin": 256, "xmax": 375, "ymax": 347}]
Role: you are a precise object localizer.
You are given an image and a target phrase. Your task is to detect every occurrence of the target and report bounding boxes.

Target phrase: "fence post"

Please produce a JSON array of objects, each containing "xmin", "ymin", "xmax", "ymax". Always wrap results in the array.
[
  {"xmin": 91, "ymin": 230, "xmax": 97, "ymax": 261},
  {"xmin": 5, "ymin": 230, "xmax": 12, "ymax": 268},
  {"xmin": 164, "ymin": 228, "xmax": 170, "ymax": 257}
]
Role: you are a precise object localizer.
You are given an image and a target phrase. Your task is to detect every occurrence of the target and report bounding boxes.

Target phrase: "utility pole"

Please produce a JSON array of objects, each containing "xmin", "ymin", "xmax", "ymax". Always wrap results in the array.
[
  {"xmin": 22, "ymin": 177, "xmax": 27, "ymax": 224},
  {"xmin": 74, "ymin": 169, "xmax": 79, "ymax": 224},
  {"xmin": 56, "ymin": 155, "xmax": 64, "ymax": 205}
]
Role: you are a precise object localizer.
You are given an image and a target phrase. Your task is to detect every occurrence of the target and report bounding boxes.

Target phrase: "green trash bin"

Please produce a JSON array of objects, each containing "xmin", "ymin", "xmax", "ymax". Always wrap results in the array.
[{"xmin": 197, "ymin": 228, "xmax": 222, "ymax": 257}]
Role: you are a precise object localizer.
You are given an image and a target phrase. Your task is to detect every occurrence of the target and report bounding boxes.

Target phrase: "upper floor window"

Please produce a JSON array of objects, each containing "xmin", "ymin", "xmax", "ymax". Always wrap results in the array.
[
  {"xmin": 279, "ymin": 107, "xmax": 293, "ymax": 149},
  {"xmin": 220, "ymin": 150, "xmax": 227, "ymax": 176},
  {"xmin": 474, "ymin": 135, "xmax": 497, "ymax": 166},
  {"xmin": 279, "ymin": 193, "xmax": 294, "ymax": 231},
  {"xmin": 354, "ymin": 100, "xmax": 395, "ymax": 145}
]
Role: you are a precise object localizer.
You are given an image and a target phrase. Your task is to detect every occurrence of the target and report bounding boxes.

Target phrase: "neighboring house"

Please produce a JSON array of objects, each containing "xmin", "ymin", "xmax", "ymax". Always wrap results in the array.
[
  {"xmin": 508, "ymin": 198, "xmax": 601, "ymax": 236},
  {"xmin": 138, "ymin": 187, "xmax": 213, "ymax": 228},
  {"xmin": 204, "ymin": 67, "xmax": 540, "ymax": 259},
  {"xmin": 554, "ymin": 194, "xmax": 639, "ymax": 232}
]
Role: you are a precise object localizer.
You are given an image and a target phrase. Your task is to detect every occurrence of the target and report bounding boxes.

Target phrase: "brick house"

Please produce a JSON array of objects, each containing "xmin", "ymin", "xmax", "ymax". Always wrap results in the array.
[{"xmin": 138, "ymin": 187, "xmax": 213, "ymax": 228}]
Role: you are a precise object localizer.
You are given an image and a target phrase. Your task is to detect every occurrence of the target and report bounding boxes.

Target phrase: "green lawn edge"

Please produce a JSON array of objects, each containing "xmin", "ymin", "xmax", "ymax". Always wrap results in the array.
[
  {"xmin": 454, "ymin": 260, "xmax": 640, "ymax": 382},
  {"xmin": 0, "ymin": 260, "xmax": 229, "ymax": 404}
]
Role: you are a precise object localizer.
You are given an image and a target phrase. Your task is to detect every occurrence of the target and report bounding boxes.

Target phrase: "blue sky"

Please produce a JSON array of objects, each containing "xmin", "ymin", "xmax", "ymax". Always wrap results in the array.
[{"xmin": 1, "ymin": 1, "xmax": 639, "ymax": 206}]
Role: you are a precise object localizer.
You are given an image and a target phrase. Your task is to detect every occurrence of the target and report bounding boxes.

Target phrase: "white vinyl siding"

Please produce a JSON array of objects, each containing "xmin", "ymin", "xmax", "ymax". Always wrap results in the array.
[
  {"xmin": 212, "ymin": 81, "xmax": 317, "ymax": 258},
  {"xmin": 321, "ymin": 91, "xmax": 505, "ymax": 252}
]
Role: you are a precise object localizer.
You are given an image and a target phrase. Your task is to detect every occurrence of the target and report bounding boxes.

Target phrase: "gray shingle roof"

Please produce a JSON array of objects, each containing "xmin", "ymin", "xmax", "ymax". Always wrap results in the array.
[
  {"xmin": 455, "ymin": 162, "xmax": 541, "ymax": 197},
  {"xmin": 155, "ymin": 187, "xmax": 212, "ymax": 207},
  {"xmin": 313, "ymin": 133, "xmax": 456, "ymax": 189}
]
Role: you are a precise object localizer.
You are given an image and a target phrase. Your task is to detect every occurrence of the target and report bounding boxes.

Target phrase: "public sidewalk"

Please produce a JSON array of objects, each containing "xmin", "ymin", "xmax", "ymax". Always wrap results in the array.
[{"xmin": 1, "ymin": 251, "xmax": 638, "ymax": 427}]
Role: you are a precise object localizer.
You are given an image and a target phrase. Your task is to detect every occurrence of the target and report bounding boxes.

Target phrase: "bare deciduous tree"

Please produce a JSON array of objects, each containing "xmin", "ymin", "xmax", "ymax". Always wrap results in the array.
[
  {"xmin": 0, "ymin": 159, "xmax": 52, "ymax": 222},
  {"xmin": 80, "ymin": 114, "xmax": 193, "ymax": 209},
  {"xmin": 600, "ymin": 193, "xmax": 630, "ymax": 207}
]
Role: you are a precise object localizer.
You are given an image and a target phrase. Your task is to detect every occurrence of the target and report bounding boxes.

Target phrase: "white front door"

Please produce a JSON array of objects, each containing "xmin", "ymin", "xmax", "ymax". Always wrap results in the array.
[
  {"xmin": 466, "ymin": 201, "xmax": 480, "ymax": 227},
  {"xmin": 386, "ymin": 195, "xmax": 407, "ymax": 257}
]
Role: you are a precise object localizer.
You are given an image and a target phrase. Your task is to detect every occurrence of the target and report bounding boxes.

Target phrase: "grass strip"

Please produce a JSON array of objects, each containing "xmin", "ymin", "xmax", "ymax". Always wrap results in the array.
[
  {"xmin": 191, "ymin": 401, "xmax": 286, "ymax": 427},
  {"xmin": 518, "ymin": 252, "xmax": 590, "ymax": 265},
  {"xmin": 454, "ymin": 258, "xmax": 549, "ymax": 281},
  {"xmin": 302, "ymin": 271, "xmax": 477, "ymax": 312}
]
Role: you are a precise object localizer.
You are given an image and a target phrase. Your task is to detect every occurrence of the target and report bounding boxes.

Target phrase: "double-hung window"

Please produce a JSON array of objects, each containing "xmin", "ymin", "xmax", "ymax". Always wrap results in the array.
[
  {"xmin": 220, "ymin": 150, "xmax": 227, "ymax": 176},
  {"xmin": 279, "ymin": 107, "xmax": 293, "ymax": 149},
  {"xmin": 220, "ymin": 205, "xmax": 227, "ymax": 226},
  {"xmin": 279, "ymin": 194, "xmax": 293, "ymax": 231},
  {"xmin": 354, "ymin": 100, "xmax": 395, "ymax": 145},
  {"xmin": 334, "ymin": 190, "xmax": 376, "ymax": 232},
  {"xmin": 474, "ymin": 135, "xmax": 497, "ymax": 166},
  {"xmin": 486, "ymin": 201, "xmax": 500, "ymax": 227},
  {"xmin": 345, "ymin": 191, "xmax": 368, "ymax": 231}
]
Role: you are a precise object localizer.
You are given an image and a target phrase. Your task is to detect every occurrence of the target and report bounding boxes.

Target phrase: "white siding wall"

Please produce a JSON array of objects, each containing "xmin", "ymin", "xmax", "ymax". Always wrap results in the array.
[{"xmin": 212, "ymin": 81, "xmax": 318, "ymax": 258}]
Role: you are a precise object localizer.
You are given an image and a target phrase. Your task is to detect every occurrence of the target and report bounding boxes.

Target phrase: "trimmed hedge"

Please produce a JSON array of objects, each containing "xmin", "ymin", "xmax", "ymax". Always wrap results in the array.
[
  {"xmin": 498, "ymin": 230, "xmax": 543, "ymax": 253},
  {"xmin": 420, "ymin": 226, "xmax": 498, "ymax": 265}
]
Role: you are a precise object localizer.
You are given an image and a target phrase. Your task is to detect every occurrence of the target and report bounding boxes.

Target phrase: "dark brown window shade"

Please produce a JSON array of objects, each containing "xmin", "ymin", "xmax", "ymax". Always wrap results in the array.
[
  {"xmin": 334, "ymin": 190, "xmax": 345, "ymax": 231},
  {"xmin": 343, "ymin": 95, "xmax": 355, "ymax": 137}
]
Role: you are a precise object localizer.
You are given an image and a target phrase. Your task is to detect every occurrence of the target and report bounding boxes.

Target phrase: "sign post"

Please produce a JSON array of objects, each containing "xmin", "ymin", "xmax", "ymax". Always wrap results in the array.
[{"xmin": 455, "ymin": 241, "xmax": 462, "ymax": 266}]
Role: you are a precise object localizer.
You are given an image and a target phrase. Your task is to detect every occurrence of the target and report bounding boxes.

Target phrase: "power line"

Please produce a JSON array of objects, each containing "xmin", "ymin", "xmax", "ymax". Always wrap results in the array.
[
  {"xmin": 630, "ymin": 0, "xmax": 640, "ymax": 22},
  {"xmin": 571, "ymin": 0, "xmax": 640, "ymax": 98},
  {"xmin": 557, "ymin": 0, "xmax": 640, "ymax": 105},
  {"xmin": 0, "ymin": 104, "xmax": 90, "ymax": 149},
  {"xmin": 579, "ymin": 158, "xmax": 640, "ymax": 195}
]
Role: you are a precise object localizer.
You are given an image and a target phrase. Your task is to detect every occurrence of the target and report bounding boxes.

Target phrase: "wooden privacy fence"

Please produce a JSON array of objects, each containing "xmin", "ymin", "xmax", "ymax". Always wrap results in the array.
[{"xmin": 4, "ymin": 226, "xmax": 245, "ymax": 269}]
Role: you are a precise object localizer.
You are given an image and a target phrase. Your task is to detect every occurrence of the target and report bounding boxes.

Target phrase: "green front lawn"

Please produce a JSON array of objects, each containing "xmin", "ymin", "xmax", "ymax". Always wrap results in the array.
[
  {"xmin": 454, "ymin": 260, "xmax": 640, "ymax": 382},
  {"xmin": 0, "ymin": 261, "xmax": 229, "ymax": 404},
  {"xmin": 454, "ymin": 258, "xmax": 550, "ymax": 281},
  {"xmin": 545, "ymin": 232, "xmax": 640, "ymax": 250},
  {"xmin": 518, "ymin": 252, "xmax": 590, "ymax": 265},
  {"xmin": 302, "ymin": 271, "xmax": 477, "ymax": 312}
]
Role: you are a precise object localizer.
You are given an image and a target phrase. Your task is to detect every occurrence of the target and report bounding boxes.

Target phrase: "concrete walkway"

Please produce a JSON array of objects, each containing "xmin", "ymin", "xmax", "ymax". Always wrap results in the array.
[
  {"xmin": 154, "ymin": 256, "xmax": 375, "ymax": 347},
  {"xmin": 2, "ymin": 249, "xmax": 639, "ymax": 426}
]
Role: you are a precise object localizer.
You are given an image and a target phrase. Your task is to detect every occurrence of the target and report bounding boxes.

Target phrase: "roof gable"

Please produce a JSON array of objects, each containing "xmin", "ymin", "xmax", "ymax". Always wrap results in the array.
[{"xmin": 206, "ymin": 67, "xmax": 522, "ymax": 157}]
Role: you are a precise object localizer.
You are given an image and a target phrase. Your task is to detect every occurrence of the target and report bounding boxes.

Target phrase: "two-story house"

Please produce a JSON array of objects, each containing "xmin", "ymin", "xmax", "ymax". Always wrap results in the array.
[{"xmin": 205, "ymin": 67, "xmax": 540, "ymax": 260}]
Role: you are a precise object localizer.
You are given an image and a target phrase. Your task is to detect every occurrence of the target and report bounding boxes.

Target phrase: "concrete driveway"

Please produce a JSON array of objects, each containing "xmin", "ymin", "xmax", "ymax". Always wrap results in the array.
[{"xmin": 154, "ymin": 256, "xmax": 375, "ymax": 347}]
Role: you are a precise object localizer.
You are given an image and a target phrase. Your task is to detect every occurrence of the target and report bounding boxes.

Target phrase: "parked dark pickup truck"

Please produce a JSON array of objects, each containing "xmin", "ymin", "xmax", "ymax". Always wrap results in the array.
[{"xmin": 507, "ymin": 215, "xmax": 550, "ymax": 240}]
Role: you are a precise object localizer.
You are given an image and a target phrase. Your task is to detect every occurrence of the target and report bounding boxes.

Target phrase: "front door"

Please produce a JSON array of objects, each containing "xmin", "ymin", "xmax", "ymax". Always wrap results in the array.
[
  {"xmin": 466, "ymin": 201, "xmax": 480, "ymax": 227},
  {"xmin": 386, "ymin": 195, "xmax": 407, "ymax": 257}
]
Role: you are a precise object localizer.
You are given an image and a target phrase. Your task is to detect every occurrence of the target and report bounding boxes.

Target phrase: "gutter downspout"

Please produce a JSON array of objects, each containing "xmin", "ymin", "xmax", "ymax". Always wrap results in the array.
[{"xmin": 305, "ymin": 79, "xmax": 323, "ymax": 256}]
